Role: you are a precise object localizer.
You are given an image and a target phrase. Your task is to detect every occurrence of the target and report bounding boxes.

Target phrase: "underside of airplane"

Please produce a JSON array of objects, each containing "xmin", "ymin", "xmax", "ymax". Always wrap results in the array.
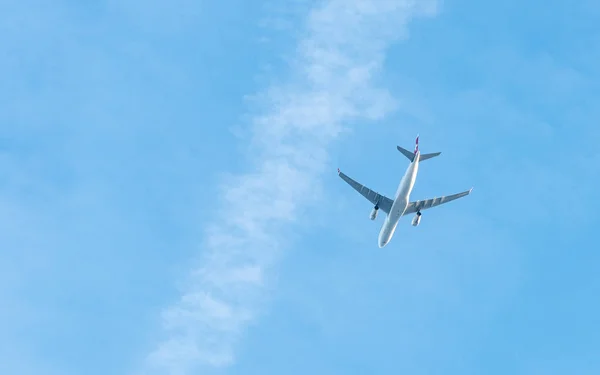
[{"xmin": 337, "ymin": 136, "xmax": 472, "ymax": 246}]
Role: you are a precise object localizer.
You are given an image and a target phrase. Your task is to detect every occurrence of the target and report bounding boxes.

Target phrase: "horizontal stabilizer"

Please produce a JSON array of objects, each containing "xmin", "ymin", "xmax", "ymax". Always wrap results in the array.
[
  {"xmin": 418, "ymin": 152, "xmax": 441, "ymax": 161},
  {"xmin": 396, "ymin": 145, "xmax": 415, "ymax": 161},
  {"xmin": 397, "ymin": 146, "xmax": 441, "ymax": 162}
]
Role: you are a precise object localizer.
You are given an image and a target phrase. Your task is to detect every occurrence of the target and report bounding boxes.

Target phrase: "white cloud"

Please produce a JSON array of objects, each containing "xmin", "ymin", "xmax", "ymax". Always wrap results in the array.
[{"xmin": 144, "ymin": 0, "xmax": 438, "ymax": 373}]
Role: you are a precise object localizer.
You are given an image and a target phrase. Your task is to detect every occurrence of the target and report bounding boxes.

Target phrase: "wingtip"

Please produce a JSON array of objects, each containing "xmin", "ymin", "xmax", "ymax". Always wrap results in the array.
[
  {"xmin": 337, "ymin": 167, "xmax": 341, "ymax": 174},
  {"xmin": 469, "ymin": 187, "xmax": 474, "ymax": 193}
]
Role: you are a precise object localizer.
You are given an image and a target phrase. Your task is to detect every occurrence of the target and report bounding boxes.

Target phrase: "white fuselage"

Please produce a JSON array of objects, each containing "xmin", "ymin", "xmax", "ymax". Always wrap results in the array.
[{"xmin": 377, "ymin": 151, "xmax": 420, "ymax": 248}]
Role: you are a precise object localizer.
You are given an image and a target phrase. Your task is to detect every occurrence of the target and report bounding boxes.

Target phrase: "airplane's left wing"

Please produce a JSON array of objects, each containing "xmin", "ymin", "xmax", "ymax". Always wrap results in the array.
[
  {"xmin": 338, "ymin": 169, "xmax": 394, "ymax": 214},
  {"xmin": 403, "ymin": 188, "xmax": 473, "ymax": 215}
]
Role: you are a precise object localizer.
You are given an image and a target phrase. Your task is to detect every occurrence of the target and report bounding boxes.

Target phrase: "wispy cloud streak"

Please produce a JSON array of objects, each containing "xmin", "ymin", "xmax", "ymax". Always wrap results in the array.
[{"xmin": 145, "ymin": 0, "xmax": 438, "ymax": 373}]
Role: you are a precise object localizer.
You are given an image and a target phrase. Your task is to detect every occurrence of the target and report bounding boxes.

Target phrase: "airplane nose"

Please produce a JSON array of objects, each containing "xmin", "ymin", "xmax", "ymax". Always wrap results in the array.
[{"xmin": 378, "ymin": 228, "xmax": 390, "ymax": 248}]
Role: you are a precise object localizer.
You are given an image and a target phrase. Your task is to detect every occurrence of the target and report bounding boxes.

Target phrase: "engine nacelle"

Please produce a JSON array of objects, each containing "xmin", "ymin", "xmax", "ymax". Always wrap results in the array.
[
  {"xmin": 370, "ymin": 206, "xmax": 379, "ymax": 220},
  {"xmin": 411, "ymin": 212, "xmax": 422, "ymax": 226}
]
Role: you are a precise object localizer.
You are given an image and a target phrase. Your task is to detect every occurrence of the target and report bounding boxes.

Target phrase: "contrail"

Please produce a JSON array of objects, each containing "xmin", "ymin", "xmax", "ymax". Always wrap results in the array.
[{"xmin": 144, "ymin": 1, "xmax": 438, "ymax": 373}]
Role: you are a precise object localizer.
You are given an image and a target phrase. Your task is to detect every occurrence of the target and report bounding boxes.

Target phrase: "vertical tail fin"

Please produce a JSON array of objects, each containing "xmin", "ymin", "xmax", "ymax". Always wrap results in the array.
[{"xmin": 414, "ymin": 134, "xmax": 419, "ymax": 155}]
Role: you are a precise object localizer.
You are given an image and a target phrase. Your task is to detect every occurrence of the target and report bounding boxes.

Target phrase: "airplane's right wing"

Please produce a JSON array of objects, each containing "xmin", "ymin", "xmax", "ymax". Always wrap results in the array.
[
  {"xmin": 403, "ymin": 188, "xmax": 473, "ymax": 215},
  {"xmin": 338, "ymin": 169, "xmax": 394, "ymax": 214}
]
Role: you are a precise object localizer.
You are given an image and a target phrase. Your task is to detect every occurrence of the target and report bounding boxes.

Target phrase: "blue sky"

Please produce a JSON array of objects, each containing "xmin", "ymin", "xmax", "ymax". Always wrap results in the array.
[{"xmin": 1, "ymin": 0, "xmax": 599, "ymax": 374}]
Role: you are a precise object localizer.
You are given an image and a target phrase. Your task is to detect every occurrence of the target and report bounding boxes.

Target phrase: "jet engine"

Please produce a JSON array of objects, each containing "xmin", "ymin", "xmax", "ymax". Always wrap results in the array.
[
  {"xmin": 370, "ymin": 205, "xmax": 379, "ymax": 220},
  {"xmin": 411, "ymin": 211, "xmax": 422, "ymax": 226}
]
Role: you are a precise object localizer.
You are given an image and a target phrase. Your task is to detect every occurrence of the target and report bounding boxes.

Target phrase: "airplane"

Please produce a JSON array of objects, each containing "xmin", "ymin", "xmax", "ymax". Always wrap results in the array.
[{"xmin": 337, "ymin": 135, "xmax": 472, "ymax": 248}]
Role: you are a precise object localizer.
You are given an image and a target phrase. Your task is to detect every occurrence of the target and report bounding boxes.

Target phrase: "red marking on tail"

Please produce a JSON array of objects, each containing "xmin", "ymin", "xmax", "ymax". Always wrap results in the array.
[{"xmin": 414, "ymin": 135, "xmax": 419, "ymax": 154}]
